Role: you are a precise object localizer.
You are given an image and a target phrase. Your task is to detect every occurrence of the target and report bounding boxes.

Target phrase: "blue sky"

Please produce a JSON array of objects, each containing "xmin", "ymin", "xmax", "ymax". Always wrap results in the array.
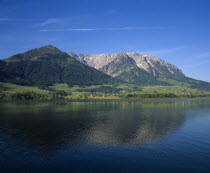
[{"xmin": 0, "ymin": 0, "xmax": 210, "ymax": 82}]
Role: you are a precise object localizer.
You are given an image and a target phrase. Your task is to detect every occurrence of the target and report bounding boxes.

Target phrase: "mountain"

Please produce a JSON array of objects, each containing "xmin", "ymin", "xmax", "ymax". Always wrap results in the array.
[
  {"xmin": 1, "ymin": 45, "xmax": 210, "ymax": 90},
  {"xmin": 127, "ymin": 52, "xmax": 185, "ymax": 79},
  {"xmin": 0, "ymin": 45, "xmax": 115, "ymax": 86},
  {"xmin": 67, "ymin": 51, "xmax": 185, "ymax": 84},
  {"xmin": 67, "ymin": 51, "xmax": 210, "ymax": 91},
  {"xmin": 67, "ymin": 51, "xmax": 185, "ymax": 80},
  {"xmin": 99, "ymin": 51, "xmax": 168, "ymax": 85}
]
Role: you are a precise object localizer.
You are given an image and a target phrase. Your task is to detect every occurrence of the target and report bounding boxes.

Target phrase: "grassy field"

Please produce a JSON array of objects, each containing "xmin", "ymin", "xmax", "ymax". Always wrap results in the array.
[
  {"xmin": 157, "ymin": 78, "xmax": 191, "ymax": 87},
  {"xmin": 50, "ymin": 83, "xmax": 208, "ymax": 94},
  {"xmin": 1, "ymin": 82, "xmax": 210, "ymax": 100},
  {"xmin": 0, "ymin": 82, "xmax": 49, "ymax": 94}
]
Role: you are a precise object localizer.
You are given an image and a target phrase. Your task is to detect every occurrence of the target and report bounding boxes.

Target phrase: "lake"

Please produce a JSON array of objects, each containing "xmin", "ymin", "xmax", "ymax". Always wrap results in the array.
[{"xmin": 0, "ymin": 98, "xmax": 210, "ymax": 173}]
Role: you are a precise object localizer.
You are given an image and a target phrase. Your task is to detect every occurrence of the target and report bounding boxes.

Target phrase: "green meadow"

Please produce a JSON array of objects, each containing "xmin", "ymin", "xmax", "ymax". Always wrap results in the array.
[{"xmin": 1, "ymin": 81, "xmax": 210, "ymax": 100}]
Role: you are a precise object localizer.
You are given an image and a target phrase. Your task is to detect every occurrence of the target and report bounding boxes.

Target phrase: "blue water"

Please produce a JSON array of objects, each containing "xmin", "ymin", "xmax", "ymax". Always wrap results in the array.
[{"xmin": 0, "ymin": 99, "xmax": 210, "ymax": 173}]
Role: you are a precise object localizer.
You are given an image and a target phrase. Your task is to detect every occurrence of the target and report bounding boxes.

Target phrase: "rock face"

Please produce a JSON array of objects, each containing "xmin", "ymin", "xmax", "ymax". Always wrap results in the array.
[
  {"xmin": 127, "ymin": 52, "xmax": 184, "ymax": 78},
  {"xmin": 100, "ymin": 51, "xmax": 136, "ymax": 77},
  {"xmin": 99, "ymin": 51, "xmax": 166, "ymax": 85},
  {"xmin": 67, "ymin": 51, "xmax": 185, "ymax": 79},
  {"xmin": 68, "ymin": 52, "xmax": 117, "ymax": 69}
]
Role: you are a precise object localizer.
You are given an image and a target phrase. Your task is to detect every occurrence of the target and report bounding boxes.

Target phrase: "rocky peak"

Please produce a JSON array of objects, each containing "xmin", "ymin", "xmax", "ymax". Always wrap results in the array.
[
  {"xmin": 127, "ymin": 52, "xmax": 141, "ymax": 56},
  {"xmin": 115, "ymin": 51, "xmax": 136, "ymax": 65},
  {"xmin": 67, "ymin": 50, "xmax": 185, "ymax": 79},
  {"xmin": 67, "ymin": 52, "xmax": 118, "ymax": 69},
  {"xmin": 117, "ymin": 51, "xmax": 127, "ymax": 56},
  {"xmin": 128, "ymin": 53, "xmax": 184, "ymax": 78}
]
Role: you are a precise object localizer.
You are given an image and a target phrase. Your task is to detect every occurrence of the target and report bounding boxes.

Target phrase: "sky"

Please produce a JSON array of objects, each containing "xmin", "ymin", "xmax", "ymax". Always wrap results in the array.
[{"xmin": 0, "ymin": 0, "xmax": 210, "ymax": 82}]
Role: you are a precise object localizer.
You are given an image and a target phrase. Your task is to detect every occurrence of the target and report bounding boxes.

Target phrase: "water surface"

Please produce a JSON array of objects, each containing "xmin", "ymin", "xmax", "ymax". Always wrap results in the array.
[{"xmin": 0, "ymin": 99, "xmax": 210, "ymax": 173}]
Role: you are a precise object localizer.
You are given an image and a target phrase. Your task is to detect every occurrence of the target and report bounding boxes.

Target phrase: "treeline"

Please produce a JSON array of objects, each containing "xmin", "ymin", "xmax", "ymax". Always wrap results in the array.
[
  {"xmin": 0, "ymin": 90, "xmax": 71, "ymax": 100},
  {"xmin": 76, "ymin": 86, "xmax": 123, "ymax": 93},
  {"xmin": 173, "ymin": 76, "xmax": 210, "ymax": 91},
  {"xmin": 120, "ymin": 93, "xmax": 177, "ymax": 99},
  {"xmin": 120, "ymin": 93, "xmax": 210, "ymax": 99},
  {"xmin": 0, "ymin": 84, "xmax": 6, "ymax": 92}
]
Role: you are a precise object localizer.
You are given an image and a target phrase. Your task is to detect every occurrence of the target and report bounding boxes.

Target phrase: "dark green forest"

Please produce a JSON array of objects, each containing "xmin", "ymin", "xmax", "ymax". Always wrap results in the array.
[{"xmin": 0, "ymin": 45, "xmax": 116, "ymax": 86}]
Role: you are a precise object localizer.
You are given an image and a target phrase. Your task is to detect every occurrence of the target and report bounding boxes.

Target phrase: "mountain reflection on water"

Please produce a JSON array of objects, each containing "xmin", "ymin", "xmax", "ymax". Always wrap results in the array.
[
  {"xmin": 1, "ymin": 99, "xmax": 210, "ymax": 173},
  {"xmin": 0, "ymin": 100, "xmax": 205, "ymax": 150}
]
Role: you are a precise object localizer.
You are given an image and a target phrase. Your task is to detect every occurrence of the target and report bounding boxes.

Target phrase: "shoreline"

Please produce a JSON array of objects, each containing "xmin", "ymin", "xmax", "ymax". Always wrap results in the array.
[{"xmin": 1, "ymin": 97, "xmax": 210, "ymax": 103}]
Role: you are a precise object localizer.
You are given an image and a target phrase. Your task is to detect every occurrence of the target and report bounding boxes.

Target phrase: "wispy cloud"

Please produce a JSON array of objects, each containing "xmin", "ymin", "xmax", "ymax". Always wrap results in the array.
[
  {"xmin": 145, "ymin": 46, "xmax": 186, "ymax": 55},
  {"xmin": 0, "ymin": 17, "xmax": 63, "ymax": 24},
  {"xmin": 40, "ymin": 26, "xmax": 165, "ymax": 32},
  {"xmin": 0, "ymin": 18, "xmax": 13, "ymax": 21},
  {"xmin": 0, "ymin": 18, "xmax": 39, "ymax": 22},
  {"xmin": 40, "ymin": 18, "xmax": 63, "ymax": 26},
  {"xmin": 40, "ymin": 28, "xmax": 96, "ymax": 32}
]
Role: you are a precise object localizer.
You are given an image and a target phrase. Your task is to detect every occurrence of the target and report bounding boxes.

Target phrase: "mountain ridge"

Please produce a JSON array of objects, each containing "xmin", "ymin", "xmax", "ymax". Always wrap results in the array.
[
  {"xmin": 67, "ymin": 51, "xmax": 185, "ymax": 80},
  {"xmin": 99, "ymin": 52, "xmax": 168, "ymax": 85},
  {"xmin": 67, "ymin": 50, "xmax": 210, "ymax": 90},
  {"xmin": 0, "ymin": 45, "xmax": 210, "ymax": 91}
]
